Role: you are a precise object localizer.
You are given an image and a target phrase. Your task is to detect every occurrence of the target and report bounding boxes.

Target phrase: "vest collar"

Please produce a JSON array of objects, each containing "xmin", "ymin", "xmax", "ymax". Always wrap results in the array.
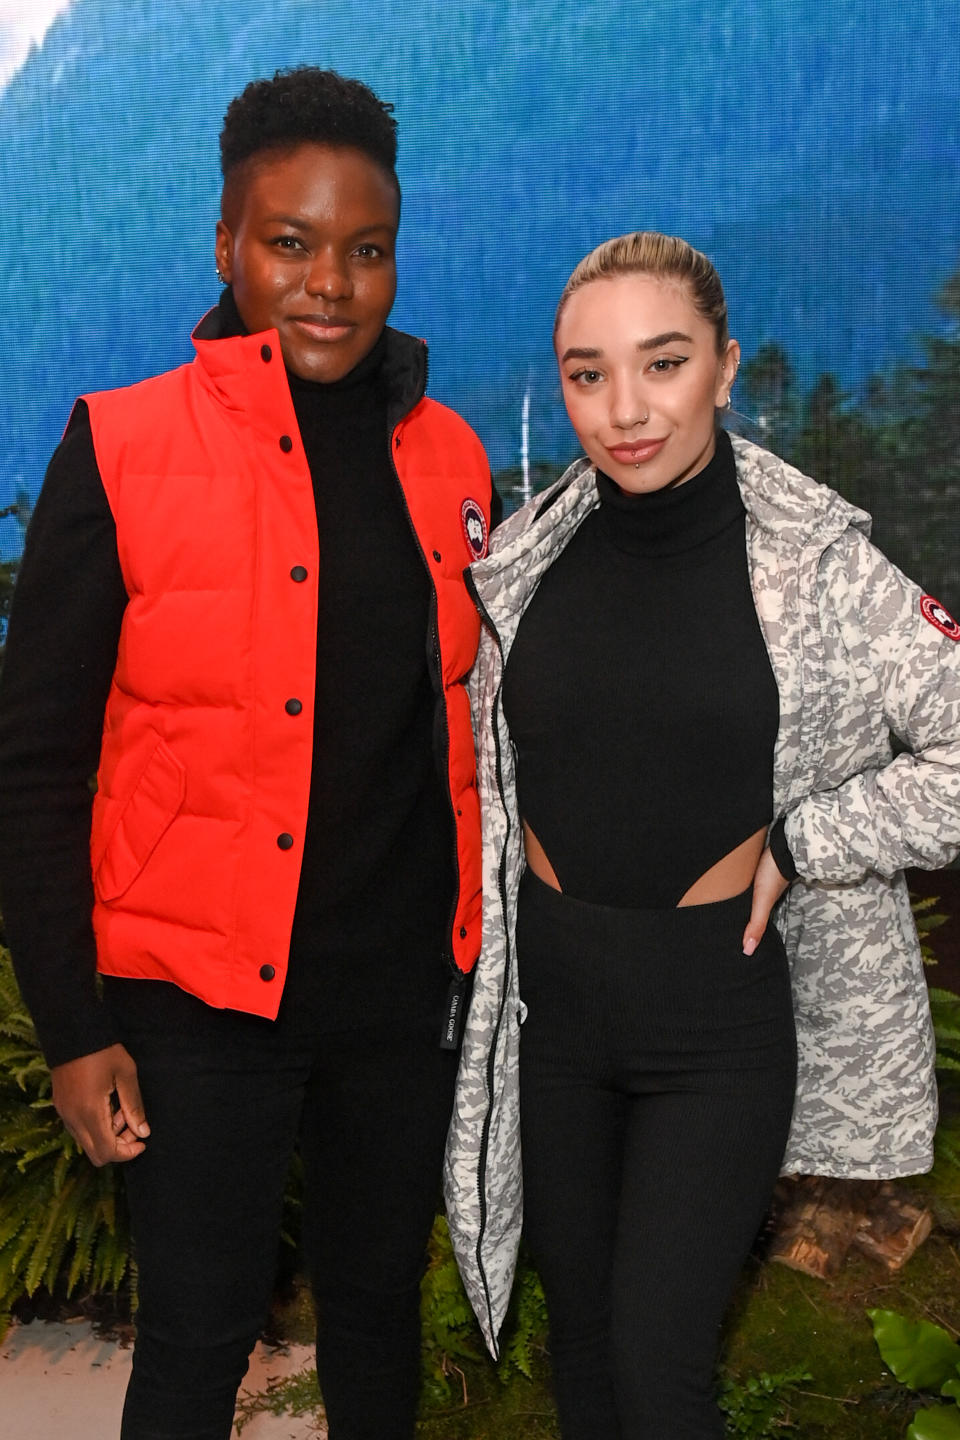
[{"xmin": 190, "ymin": 298, "xmax": 428, "ymax": 427}]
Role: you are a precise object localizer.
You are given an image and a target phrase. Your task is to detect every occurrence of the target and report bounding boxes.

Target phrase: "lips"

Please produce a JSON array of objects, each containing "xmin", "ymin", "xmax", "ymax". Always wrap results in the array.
[
  {"xmin": 289, "ymin": 314, "xmax": 356, "ymax": 342},
  {"xmin": 606, "ymin": 438, "xmax": 667, "ymax": 465}
]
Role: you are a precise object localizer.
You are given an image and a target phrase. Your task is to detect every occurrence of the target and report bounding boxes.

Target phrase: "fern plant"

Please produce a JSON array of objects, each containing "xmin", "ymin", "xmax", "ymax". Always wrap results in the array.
[
  {"xmin": 419, "ymin": 1212, "xmax": 484, "ymax": 1402},
  {"xmin": 0, "ymin": 942, "xmax": 130, "ymax": 1334},
  {"xmin": 929, "ymin": 987, "xmax": 960, "ymax": 1077},
  {"xmin": 911, "ymin": 893, "xmax": 950, "ymax": 967},
  {"xmin": 419, "ymin": 1215, "xmax": 549, "ymax": 1402}
]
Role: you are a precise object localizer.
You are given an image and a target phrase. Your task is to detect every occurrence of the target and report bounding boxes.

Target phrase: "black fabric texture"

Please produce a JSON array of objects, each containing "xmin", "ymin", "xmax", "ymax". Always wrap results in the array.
[
  {"xmin": 516, "ymin": 870, "xmax": 797, "ymax": 1438},
  {"xmin": 768, "ymin": 814, "xmax": 798, "ymax": 881},
  {"xmin": 106, "ymin": 974, "xmax": 456, "ymax": 1440},
  {"xmin": 501, "ymin": 431, "xmax": 782, "ymax": 907},
  {"xmin": 0, "ymin": 291, "xmax": 456, "ymax": 1064}
]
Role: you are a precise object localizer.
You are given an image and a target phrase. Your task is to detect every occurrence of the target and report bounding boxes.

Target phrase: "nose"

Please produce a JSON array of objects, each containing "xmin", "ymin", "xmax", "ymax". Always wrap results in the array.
[
  {"xmin": 305, "ymin": 248, "xmax": 353, "ymax": 301},
  {"xmin": 608, "ymin": 374, "xmax": 648, "ymax": 431}
]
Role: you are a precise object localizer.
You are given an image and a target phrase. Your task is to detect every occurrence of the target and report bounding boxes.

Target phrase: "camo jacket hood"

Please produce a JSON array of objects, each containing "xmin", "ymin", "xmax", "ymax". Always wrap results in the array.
[{"xmin": 444, "ymin": 434, "xmax": 960, "ymax": 1355}]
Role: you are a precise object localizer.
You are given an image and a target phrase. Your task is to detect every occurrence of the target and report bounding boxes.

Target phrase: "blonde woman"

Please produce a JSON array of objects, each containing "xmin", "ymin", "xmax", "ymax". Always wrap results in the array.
[{"xmin": 446, "ymin": 232, "xmax": 960, "ymax": 1438}]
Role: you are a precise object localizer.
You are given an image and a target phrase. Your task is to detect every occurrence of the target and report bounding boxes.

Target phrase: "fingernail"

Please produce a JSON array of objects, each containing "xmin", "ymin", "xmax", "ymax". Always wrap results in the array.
[
  {"xmin": 137, "ymin": 1123, "xmax": 151, "ymax": 1136},
  {"xmin": 742, "ymin": 937, "xmax": 758, "ymax": 956}
]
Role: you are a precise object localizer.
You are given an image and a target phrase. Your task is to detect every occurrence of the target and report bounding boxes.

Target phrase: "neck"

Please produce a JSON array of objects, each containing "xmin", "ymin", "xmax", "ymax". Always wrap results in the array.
[{"xmin": 595, "ymin": 429, "xmax": 743, "ymax": 557}]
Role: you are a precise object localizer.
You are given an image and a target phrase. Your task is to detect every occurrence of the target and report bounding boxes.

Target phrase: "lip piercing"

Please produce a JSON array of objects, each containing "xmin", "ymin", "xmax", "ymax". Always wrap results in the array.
[{"xmin": 632, "ymin": 411, "xmax": 650, "ymax": 466}]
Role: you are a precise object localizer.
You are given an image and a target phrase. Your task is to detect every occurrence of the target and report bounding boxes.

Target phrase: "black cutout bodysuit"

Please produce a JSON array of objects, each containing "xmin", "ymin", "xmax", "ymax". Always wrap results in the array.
[{"xmin": 501, "ymin": 432, "xmax": 781, "ymax": 909}]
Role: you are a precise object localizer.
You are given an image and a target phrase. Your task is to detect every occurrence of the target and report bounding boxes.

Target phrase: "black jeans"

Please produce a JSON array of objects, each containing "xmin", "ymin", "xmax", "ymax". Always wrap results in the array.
[
  {"xmin": 516, "ymin": 872, "xmax": 798, "ymax": 1440},
  {"xmin": 105, "ymin": 960, "xmax": 457, "ymax": 1440}
]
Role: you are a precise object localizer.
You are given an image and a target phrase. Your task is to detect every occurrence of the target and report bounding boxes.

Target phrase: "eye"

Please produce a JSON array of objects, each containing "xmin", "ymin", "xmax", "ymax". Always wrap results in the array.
[
  {"xmin": 270, "ymin": 235, "xmax": 306, "ymax": 251},
  {"xmin": 648, "ymin": 356, "xmax": 687, "ymax": 373},
  {"xmin": 568, "ymin": 368, "xmax": 604, "ymax": 387},
  {"xmin": 353, "ymin": 243, "xmax": 385, "ymax": 259}
]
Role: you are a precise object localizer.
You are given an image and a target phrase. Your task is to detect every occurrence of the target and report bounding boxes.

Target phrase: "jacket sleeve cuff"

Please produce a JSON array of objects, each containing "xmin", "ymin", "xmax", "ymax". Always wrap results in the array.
[{"xmin": 769, "ymin": 816, "xmax": 799, "ymax": 883}]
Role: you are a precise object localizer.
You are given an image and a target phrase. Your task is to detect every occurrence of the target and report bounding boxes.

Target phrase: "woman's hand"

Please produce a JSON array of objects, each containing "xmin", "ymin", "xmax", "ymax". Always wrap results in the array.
[
  {"xmin": 51, "ymin": 1043, "xmax": 150, "ymax": 1167},
  {"xmin": 742, "ymin": 847, "xmax": 790, "ymax": 955}
]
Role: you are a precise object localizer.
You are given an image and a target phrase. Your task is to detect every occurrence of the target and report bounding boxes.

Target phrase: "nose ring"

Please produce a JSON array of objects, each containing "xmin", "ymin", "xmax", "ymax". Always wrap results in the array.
[{"xmin": 631, "ymin": 411, "xmax": 650, "ymax": 467}]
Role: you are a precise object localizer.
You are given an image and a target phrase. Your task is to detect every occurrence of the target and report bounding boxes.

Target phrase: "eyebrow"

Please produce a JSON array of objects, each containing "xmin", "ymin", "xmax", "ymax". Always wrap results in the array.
[
  {"xmin": 260, "ymin": 213, "xmax": 395, "ymax": 235},
  {"xmin": 560, "ymin": 331, "xmax": 694, "ymax": 363}
]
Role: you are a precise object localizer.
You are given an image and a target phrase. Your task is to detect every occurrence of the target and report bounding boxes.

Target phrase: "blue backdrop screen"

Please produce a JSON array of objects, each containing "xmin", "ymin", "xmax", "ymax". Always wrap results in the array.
[{"xmin": 2, "ymin": 0, "xmax": 959, "ymax": 603}]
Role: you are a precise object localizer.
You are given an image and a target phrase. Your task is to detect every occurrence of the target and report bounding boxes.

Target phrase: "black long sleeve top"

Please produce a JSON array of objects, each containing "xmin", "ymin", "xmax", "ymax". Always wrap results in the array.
[
  {"xmin": 0, "ymin": 291, "xmax": 469, "ymax": 1065},
  {"xmin": 502, "ymin": 431, "xmax": 795, "ymax": 907}
]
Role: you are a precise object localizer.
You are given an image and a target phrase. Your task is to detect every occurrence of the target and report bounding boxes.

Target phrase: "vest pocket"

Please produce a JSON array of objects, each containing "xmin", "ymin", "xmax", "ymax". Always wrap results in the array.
[{"xmin": 93, "ymin": 739, "xmax": 187, "ymax": 902}]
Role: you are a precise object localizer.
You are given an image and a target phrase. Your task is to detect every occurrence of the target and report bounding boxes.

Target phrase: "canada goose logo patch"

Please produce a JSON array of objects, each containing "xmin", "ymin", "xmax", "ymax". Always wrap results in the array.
[
  {"xmin": 461, "ymin": 499, "xmax": 488, "ymax": 560},
  {"xmin": 920, "ymin": 594, "xmax": 960, "ymax": 641}
]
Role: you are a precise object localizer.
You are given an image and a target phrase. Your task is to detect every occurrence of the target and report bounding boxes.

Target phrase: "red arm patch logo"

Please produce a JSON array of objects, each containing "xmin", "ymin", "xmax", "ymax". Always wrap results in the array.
[
  {"xmin": 920, "ymin": 594, "xmax": 960, "ymax": 641},
  {"xmin": 461, "ymin": 499, "xmax": 489, "ymax": 560}
]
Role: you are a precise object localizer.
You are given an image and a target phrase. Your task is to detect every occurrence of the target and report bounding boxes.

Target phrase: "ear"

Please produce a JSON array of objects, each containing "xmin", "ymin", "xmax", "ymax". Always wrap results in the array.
[
  {"xmin": 716, "ymin": 338, "xmax": 741, "ymax": 409},
  {"xmin": 215, "ymin": 219, "xmax": 234, "ymax": 285}
]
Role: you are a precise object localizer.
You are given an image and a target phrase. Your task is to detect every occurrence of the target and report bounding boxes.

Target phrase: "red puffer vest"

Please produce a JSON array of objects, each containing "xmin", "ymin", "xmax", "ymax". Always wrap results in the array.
[{"xmin": 83, "ymin": 319, "xmax": 491, "ymax": 1018}]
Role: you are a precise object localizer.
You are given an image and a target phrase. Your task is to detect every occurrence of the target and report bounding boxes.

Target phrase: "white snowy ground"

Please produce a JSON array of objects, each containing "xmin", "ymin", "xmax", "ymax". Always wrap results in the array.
[{"xmin": 0, "ymin": 1319, "xmax": 326, "ymax": 1438}]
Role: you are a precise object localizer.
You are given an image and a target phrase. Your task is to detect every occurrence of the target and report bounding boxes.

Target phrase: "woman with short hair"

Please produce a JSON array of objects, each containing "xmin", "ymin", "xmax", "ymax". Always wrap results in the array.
[{"xmin": 0, "ymin": 66, "xmax": 495, "ymax": 1440}]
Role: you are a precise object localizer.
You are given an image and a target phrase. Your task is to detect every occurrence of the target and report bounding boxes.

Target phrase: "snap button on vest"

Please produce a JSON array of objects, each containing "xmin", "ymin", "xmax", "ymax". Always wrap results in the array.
[
  {"xmin": 260, "ymin": 344, "xmax": 272, "ymax": 362},
  {"xmin": 259, "ymin": 964, "xmax": 276, "ymax": 981},
  {"xmin": 459, "ymin": 925, "xmax": 468, "ymax": 939},
  {"xmin": 290, "ymin": 566, "xmax": 308, "ymax": 582},
  {"xmin": 285, "ymin": 698, "xmax": 302, "ymax": 715},
  {"xmin": 277, "ymin": 833, "xmax": 294, "ymax": 850},
  {"xmin": 279, "ymin": 434, "xmax": 293, "ymax": 453},
  {"xmin": 432, "ymin": 550, "xmax": 442, "ymax": 562}
]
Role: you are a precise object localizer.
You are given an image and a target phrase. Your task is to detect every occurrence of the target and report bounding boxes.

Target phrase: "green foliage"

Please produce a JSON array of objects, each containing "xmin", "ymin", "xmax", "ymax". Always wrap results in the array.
[
  {"xmin": 911, "ymin": 894, "xmax": 951, "ymax": 967},
  {"xmin": 419, "ymin": 1216, "xmax": 548, "ymax": 1403},
  {"xmin": 419, "ymin": 1214, "xmax": 484, "ymax": 1403},
  {"xmin": 929, "ymin": 989, "xmax": 960, "ymax": 1077},
  {"xmin": 907, "ymin": 1408, "xmax": 960, "ymax": 1440},
  {"xmin": 234, "ymin": 1366, "xmax": 323, "ymax": 1433},
  {"xmin": 498, "ymin": 1243, "xmax": 549, "ymax": 1383},
  {"xmin": 717, "ymin": 1366, "xmax": 812, "ymax": 1437},
  {"xmin": 0, "ymin": 942, "xmax": 131, "ymax": 1333},
  {"xmin": 869, "ymin": 1308, "xmax": 960, "ymax": 1438},
  {"xmin": 909, "ymin": 893, "xmax": 960, "ymax": 1091},
  {"xmin": 869, "ymin": 1310, "xmax": 960, "ymax": 1392}
]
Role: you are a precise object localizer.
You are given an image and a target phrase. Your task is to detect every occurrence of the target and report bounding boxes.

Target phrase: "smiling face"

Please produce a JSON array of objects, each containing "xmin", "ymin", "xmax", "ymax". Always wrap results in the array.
[
  {"xmin": 555, "ymin": 272, "xmax": 740, "ymax": 494},
  {"xmin": 215, "ymin": 142, "xmax": 399, "ymax": 382}
]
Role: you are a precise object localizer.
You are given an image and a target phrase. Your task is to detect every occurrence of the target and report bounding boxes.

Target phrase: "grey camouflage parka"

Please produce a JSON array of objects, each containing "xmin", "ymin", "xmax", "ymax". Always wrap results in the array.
[{"xmin": 443, "ymin": 435, "xmax": 960, "ymax": 1356}]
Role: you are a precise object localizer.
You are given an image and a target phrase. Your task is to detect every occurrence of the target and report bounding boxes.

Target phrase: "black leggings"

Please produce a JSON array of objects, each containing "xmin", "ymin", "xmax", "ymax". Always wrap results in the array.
[
  {"xmin": 105, "ymin": 966, "xmax": 457, "ymax": 1440},
  {"xmin": 517, "ymin": 871, "xmax": 797, "ymax": 1440}
]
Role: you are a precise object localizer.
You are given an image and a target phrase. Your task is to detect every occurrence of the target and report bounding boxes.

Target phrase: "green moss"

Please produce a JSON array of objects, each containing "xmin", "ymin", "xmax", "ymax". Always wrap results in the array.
[{"xmin": 720, "ymin": 1233, "xmax": 960, "ymax": 1440}]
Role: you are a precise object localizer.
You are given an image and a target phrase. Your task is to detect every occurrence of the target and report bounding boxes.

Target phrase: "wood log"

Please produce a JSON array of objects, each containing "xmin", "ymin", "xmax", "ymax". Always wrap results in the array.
[
  {"xmin": 767, "ymin": 1176, "xmax": 933, "ymax": 1279},
  {"xmin": 768, "ymin": 1177, "xmax": 870, "ymax": 1278},
  {"xmin": 852, "ymin": 1181, "xmax": 933, "ymax": 1270}
]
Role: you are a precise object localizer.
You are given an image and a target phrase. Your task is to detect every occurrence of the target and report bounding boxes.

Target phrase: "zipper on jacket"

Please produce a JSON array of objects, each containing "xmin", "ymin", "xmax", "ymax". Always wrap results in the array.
[{"xmin": 464, "ymin": 567, "xmax": 514, "ymax": 1353}]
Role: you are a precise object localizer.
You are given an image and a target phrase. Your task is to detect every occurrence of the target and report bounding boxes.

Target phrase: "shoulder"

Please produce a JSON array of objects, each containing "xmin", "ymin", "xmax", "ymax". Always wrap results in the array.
[
  {"xmin": 729, "ymin": 432, "xmax": 871, "ymax": 550},
  {"xmin": 488, "ymin": 457, "xmax": 594, "ymax": 556},
  {"xmin": 82, "ymin": 360, "xmax": 196, "ymax": 424},
  {"xmin": 413, "ymin": 395, "xmax": 488, "ymax": 458}
]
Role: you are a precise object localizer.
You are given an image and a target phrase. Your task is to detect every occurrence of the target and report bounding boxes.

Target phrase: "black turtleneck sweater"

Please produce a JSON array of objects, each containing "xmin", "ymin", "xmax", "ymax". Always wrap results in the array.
[
  {"xmin": 502, "ymin": 431, "xmax": 788, "ymax": 909},
  {"xmin": 0, "ymin": 291, "xmax": 458, "ymax": 1065}
]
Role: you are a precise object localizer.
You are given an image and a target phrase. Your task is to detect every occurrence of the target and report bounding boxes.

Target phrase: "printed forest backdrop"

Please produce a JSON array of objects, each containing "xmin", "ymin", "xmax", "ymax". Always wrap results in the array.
[{"xmin": 1, "ymin": 0, "xmax": 959, "ymax": 610}]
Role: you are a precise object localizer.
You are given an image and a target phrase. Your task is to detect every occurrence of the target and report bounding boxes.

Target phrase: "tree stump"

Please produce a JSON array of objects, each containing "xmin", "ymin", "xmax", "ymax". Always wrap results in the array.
[{"xmin": 768, "ymin": 1176, "xmax": 933, "ymax": 1279}]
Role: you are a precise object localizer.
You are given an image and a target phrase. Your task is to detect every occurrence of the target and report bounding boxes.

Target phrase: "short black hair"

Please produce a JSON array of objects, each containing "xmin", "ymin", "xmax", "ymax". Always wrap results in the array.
[{"xmin": 220, "ymin": 67, "xmax": 399, "ymax": 186}]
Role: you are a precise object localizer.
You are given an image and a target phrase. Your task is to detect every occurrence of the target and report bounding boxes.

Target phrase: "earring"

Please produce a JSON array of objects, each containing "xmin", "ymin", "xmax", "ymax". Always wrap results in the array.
[{"xmin": 216, "ymin": 265, "xmax": 227, "ymax": 284}]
